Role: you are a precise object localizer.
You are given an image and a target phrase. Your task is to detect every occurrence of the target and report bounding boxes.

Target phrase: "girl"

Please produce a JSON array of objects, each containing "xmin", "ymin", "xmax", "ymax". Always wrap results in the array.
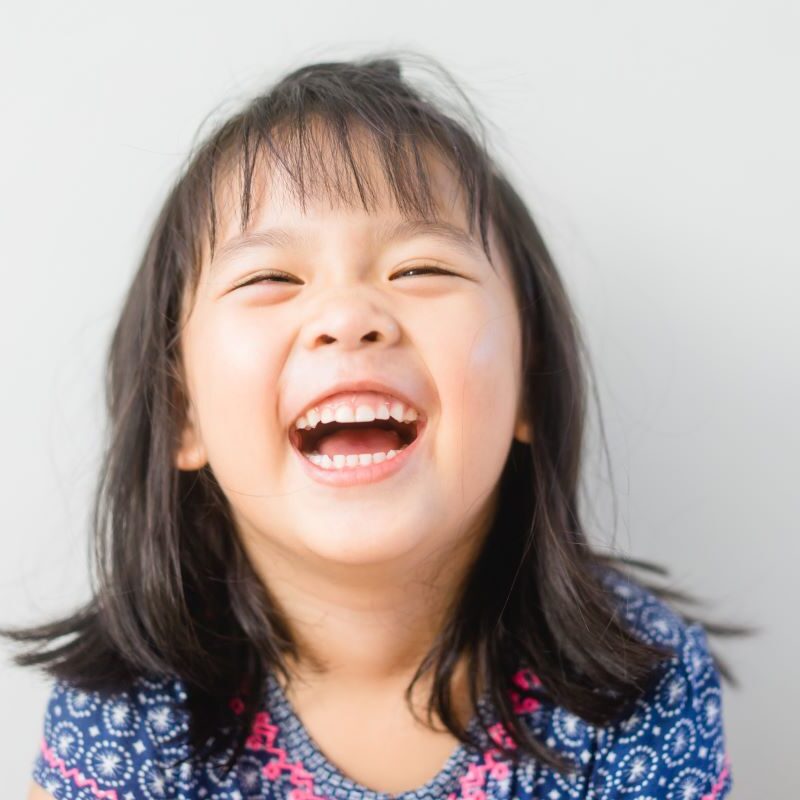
[{"xmin": 5, "ymin": 53, "xmax": 744, "ymax": 799}]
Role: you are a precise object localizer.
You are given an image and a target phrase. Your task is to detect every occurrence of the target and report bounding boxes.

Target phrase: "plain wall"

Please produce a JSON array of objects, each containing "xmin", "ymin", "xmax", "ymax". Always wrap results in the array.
[{"xmin": 2, "ymin": 1, "xmax": 798, "ymax": 796}]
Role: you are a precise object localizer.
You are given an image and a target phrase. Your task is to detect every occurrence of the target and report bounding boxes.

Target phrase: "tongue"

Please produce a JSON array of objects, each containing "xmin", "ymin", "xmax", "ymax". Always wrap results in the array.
[{"xmin": 316, "ymin": 427, "xmax": 404, "ymax": 457}]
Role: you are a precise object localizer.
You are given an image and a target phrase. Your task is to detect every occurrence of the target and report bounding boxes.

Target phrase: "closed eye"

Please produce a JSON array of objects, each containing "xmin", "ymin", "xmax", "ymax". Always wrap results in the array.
[
  {"xmin": 235, "ymin": 270, "xmax": 298, "ymax": 288},
  {"xmin": 235, "ymin": 265, "xmax": 456, "ymax": 289},
  {"xmin": 391, "ymin": 266, "xmax": 455, "ymax": 279}
]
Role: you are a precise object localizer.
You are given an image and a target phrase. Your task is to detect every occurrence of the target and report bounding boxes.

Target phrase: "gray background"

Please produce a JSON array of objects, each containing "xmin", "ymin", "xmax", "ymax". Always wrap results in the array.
[{"xmin": 2, "ymin": 1, "xmax": 798, "ymax": 796}]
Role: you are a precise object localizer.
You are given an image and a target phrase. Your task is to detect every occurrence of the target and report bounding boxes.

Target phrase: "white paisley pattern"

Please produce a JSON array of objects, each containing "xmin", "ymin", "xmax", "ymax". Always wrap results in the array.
[{"xmin": 31, "ymin": 569, "xmax": 732, "ymax": 799}]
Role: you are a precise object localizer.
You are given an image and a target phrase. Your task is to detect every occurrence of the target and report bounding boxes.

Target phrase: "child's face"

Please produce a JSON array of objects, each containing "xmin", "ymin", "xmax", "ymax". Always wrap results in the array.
[{"xmin": 176, "ymin": 143, "xmax": 531, "ymax": 571}]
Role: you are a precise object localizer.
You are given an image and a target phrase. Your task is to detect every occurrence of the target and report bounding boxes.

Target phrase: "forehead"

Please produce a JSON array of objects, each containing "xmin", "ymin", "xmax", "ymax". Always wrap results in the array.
[{"xmin": 206, "ymin": 122, "xmax": 483, "ymax": 264}]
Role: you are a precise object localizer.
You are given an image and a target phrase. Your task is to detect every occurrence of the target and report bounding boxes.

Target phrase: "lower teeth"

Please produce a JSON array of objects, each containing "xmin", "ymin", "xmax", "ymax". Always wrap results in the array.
[{"xmin": 304, "ymin": 445, "xmax": 409, "ymax": 470}]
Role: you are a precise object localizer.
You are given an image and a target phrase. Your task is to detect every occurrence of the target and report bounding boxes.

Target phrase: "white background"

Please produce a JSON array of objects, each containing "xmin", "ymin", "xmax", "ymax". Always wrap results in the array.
[{"xmin": 2, "ymin": 1, "xmax": 798, "ymax": 796}]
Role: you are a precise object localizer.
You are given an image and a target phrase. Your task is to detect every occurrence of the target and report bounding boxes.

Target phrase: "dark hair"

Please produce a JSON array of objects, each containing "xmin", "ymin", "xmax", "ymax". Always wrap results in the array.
[{"xmin": 1, "ymin": 51, "xmax": 751, "ymax": 777}]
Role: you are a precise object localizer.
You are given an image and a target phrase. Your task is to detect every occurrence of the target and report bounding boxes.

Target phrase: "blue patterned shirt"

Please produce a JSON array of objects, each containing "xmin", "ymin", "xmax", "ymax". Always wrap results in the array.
[{"xmin": 31, "ymin": 570, "xmax": 733, "ymax": 799}]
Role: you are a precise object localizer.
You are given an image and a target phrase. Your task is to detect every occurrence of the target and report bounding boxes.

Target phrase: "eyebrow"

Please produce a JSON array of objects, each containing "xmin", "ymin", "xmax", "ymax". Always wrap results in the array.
[{"xmin": 209, "ymin": 218, "xmax": 485, "ymax": 272}]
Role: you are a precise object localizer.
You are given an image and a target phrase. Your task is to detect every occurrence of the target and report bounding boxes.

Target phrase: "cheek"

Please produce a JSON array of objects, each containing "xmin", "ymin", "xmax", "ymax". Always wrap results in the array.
[
  {"xmin": 185, "ymin": 311, "xmax": 285, "ymax": 482},
  {"xmin": 464, "ymin": 314, "xmax": 519, "ymax": 439},
  {"xmin": 428, "ymin": 300, "xmax": 521, "ymax": 498}
]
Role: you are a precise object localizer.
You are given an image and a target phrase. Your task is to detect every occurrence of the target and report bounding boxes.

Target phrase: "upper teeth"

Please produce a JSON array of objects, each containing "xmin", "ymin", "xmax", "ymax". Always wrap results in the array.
[{"xmin": 294, "ymin": 395, "xmax": 419, "ymax": 431}]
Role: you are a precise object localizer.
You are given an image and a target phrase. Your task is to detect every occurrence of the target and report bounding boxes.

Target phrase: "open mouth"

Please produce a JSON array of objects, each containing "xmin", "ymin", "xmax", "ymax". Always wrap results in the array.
[{"xmin": 289, "ymin": 416, "xmax": 420, "ymax": 460}]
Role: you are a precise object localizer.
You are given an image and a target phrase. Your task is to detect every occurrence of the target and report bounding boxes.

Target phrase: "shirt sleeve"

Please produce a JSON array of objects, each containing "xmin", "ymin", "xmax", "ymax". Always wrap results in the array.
[
  {"xmin": 588, "ymin": 622, "xmax": 733, "ymax": 799},
  {"xmin": 31, "ymin": 675, "xmax": 192, "ymax": 799}
]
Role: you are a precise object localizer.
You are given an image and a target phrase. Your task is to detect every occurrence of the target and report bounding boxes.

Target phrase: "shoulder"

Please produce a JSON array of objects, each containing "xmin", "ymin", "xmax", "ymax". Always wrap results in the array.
[
  {"xmin": 598, "ymin": 566, "xmax": 697, "ymax": 649},
  {"xmin": 511, "ymin": 568, "xmax": 733, "ymax": 799},
  {"xmin": 589, "ymin": 567, "xmax": 734, "ymax": 798},
  {"xmin": 32, "ymin": 672, "xmax": 192, "ymax": 799}
]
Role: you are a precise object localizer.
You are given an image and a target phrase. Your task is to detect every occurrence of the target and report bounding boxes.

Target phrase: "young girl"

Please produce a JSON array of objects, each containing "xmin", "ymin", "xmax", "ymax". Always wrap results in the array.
[{"xmin": 6, "ymin": 53, "xmax": 741, "ymax": 799}]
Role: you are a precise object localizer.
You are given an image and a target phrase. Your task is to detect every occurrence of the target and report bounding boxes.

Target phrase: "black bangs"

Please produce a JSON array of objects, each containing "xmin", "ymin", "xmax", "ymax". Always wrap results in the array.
[{"xmin": 197, "ymin": 55, "xmax": 498, "ymax": 270}]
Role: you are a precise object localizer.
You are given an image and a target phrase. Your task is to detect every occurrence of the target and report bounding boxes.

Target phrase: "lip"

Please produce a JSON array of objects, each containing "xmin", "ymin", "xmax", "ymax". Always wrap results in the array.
[
  {"xmin": 288, "ymin": 378, "xmax": 427, "ymax": 430},
  {"xmin": 291, "ymin": 417, "xmax": 428, "ymax": 487}
]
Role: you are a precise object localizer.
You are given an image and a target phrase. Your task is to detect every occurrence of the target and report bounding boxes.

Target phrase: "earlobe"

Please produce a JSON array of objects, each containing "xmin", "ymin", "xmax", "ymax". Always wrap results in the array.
[
  {"xmin": 514, "ymin": 418, "xmax": 533, "ymax": 444},
  {"xmin": 175, "ymin": 440, "xmax": 207, "ymax": 471},
  {"xmin": 174, "ymin": 406, "xmax": 207, "ymax": 471}
]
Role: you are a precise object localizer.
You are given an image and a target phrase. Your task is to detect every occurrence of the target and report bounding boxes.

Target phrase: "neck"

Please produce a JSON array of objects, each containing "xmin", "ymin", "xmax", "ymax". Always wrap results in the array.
[{"xmin": 236, "ymin": 514, "xmax": 490, "ymax": 690}]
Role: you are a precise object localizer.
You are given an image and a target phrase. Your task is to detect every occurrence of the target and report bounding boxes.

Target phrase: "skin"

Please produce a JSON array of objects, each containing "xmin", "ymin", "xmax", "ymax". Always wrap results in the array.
[
  {"xmin": 29, "ymin": 141, "xmax": 534, "ymax": 799},
  {"xmin": 172, "ymin": 140, "xmax": 532, "ymax": 785},
  {"xmin": 174, "ymin": 140, "xmax": 532, "ymax": 682}
]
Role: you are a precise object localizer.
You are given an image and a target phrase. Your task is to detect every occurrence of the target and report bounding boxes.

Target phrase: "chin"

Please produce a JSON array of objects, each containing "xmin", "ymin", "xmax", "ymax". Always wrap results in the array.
[{"xmin": 298, "ymin": 520, "xmax": 430, "ymax": 566}]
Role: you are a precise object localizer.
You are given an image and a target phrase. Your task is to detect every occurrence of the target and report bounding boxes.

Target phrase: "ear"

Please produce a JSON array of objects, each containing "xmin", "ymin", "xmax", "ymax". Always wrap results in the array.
[
  {"xmin": 174, "ymin": 401, "xmax": 207, "ymax": 471},
  {"xmin": 513, "ymin": 381, "xmax": 533, "ymax": 444},
  {"xmin": 514, "ymin": 406, "xmax": 533, "ymax": 444},
  {"xmin": 514, "ymin": 415, "xmax": 533, "ymax": 444}
]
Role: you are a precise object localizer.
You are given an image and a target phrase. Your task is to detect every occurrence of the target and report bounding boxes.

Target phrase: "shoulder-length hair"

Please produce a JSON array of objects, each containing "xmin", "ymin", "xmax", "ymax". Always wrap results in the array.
[{"xmin": 1, "ymin": 51, "xmax": 748, "ymax": 777}]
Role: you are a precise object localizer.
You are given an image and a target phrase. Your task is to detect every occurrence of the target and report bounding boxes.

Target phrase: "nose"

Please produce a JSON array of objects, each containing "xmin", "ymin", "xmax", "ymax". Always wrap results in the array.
[{"xmin": 300, "ymin": 291, "xmax": 401, "ymax": 351}]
